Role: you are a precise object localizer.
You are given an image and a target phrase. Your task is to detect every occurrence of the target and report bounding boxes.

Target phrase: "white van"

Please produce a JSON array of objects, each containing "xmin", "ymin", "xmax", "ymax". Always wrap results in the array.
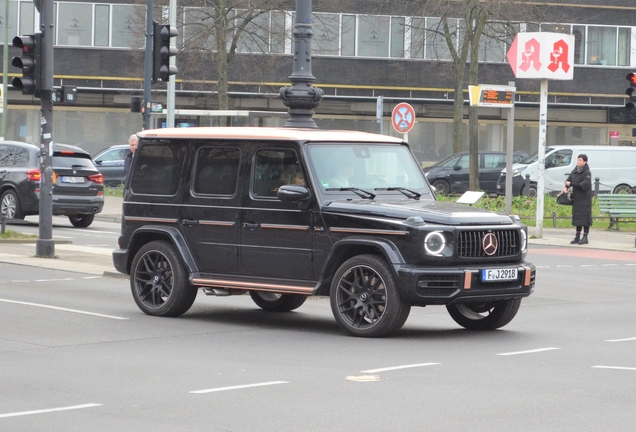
[{"xmin": 497, "ymin": 145, "xmax": 636, "ymax": 196}]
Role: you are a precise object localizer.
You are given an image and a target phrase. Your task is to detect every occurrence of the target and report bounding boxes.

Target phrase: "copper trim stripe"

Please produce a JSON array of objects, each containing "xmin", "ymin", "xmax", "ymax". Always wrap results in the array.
[
  {"xmin": 260, "ymin": 224, "xmax": 310, "ymax": 231},
  {"xmin": 314, "ymin": 226, "xmax": 325, "ymax": 232},
  {"xmin": 463, "ymin": 271, "xmax": 473, "ymax": 290},
  {"xmin": 329, "ymin": 227, "xmax": 408, "ymax": 236},
  {"xmin": 192, "ymin": 278, "xmax": 313, "ymax": 295},
  {"xmin": 124, "ymin": 216, "xmax": 178, "ymax": 223},
  {"xmin": 199, "ymin": 220, "xmax": 235, "ymax": 227}
]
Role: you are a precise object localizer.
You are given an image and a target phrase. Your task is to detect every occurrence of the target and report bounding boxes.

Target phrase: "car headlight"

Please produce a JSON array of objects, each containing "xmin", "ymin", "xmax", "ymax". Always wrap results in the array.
[
  {"xmin": 520, "ymin": 228, "xmax": 527, "ymax": 252},
  {"xmin": 512, "ymin": 166, "xmax": 527, "ymax": 177},
  {"xmin": 424, "ymin": 231, "xmax": 446, "ymax": 256}
]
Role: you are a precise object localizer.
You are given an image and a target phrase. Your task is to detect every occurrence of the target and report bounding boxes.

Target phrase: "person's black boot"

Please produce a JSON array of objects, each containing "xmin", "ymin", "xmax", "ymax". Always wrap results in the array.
[
  {"xmin": 578, "ymin": 234, "xmax": 589, "ymax": 245},
  {"xmin": 570, "ymin": 233, "xmax": 581, "ymax": 244}
]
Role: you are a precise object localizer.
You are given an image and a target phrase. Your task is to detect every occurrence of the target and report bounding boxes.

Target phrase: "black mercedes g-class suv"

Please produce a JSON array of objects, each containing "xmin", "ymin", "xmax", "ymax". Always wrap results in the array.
[{"xmin": 113, "ymin": 127, "xmax": 535, "ymax": 337}]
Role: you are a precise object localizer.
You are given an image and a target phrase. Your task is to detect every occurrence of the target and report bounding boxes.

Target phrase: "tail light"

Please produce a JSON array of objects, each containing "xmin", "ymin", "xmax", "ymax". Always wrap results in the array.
[
  {"xmin": 27, "ymin": 169, "xmax": 41, "ymax": 181},
  {"xmin": 88, "ymin": 173, "xmax": 104, "ymax": 184}
]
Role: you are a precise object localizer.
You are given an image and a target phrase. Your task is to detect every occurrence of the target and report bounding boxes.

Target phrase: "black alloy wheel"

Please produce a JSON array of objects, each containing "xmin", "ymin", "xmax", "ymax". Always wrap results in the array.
[
  {"xmin": 330, "ymin": 254, "xmax": 410, "ymax": 338},
  {"xmin": 130, "ymin": 240, "xmax": 197, "ymax": 317},
  {"xmin": 431, "ymin": 179, "xmax": 450, "ymax": 195}
]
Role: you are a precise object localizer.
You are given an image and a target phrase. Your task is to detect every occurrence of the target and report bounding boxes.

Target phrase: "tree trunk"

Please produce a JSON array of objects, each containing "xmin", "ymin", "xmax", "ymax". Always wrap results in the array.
[{"xmin": 216, "ymin": 0, "xmax": 229, "ymax": 112}]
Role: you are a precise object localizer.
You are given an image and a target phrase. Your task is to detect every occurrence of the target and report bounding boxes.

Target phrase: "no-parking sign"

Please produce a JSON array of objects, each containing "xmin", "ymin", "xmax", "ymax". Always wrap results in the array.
[{"xmin": 391, "ymin": 102, "xmax": 416, "ymax": 134}]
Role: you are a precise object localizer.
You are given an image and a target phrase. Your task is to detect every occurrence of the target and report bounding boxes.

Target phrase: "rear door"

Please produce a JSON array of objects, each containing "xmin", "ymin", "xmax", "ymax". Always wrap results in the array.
[
  {"xmin": 450, "ymin": 153, "xmax": 470, "ymax": 193},
  {"xmin": 240, "ymin": 144, "xmax": 314, "ymax": 281},
  {"xmin": 94, "ymin": 147, "xmax": 128, "ymax": 186},
  {"xmin": 179, "ymin": 143, "xmax": 242, "ymax": 273}
]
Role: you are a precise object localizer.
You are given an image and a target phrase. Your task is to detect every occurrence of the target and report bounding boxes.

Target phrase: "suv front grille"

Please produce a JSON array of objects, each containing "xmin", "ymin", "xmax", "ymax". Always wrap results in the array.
[{"xmin": 457, "ymin": 229, "xmax": 520, "ymax": 258}]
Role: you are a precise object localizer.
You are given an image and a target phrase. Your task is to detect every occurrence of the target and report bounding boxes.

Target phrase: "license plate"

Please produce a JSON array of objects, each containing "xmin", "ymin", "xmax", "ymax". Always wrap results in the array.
[
  {"xmin": 481, "ymin": 268, "xmax": 517, "ymax": 282},
  {"xmin": 61, "ymin": 176, "xmax": 85, "ymax": 183}
]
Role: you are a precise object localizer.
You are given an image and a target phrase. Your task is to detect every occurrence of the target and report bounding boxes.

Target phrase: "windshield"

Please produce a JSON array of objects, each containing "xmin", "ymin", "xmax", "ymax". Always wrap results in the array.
[
  {"xmin": 307, "ymin": 143, "xmax": 431, "ymax": 198},
  {"xmin": 521, "ymin": 147, "xmax": 554, "ymax": 164}
]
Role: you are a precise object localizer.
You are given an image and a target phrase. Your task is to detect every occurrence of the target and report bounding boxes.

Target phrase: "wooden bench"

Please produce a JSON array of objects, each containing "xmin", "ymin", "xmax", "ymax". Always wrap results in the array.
[{"xmin": 597, "ymin": 194, "xmax": 636, "ymax": 230}]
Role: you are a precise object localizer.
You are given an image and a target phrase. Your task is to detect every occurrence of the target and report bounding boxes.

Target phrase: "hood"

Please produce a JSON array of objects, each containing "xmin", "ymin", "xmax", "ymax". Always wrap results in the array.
[
  {"xmin": 323, "ymin": 199, "xmax": 515, "ymax": 226},
  {"xmin": 500, "ymin": 162, "xmax": 526, "ymax": 175}
]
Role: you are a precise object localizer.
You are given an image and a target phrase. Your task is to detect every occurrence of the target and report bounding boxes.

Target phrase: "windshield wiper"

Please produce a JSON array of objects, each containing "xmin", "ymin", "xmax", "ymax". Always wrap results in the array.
[
  {"xmin": 325, "ymin": 187, "xmax": 376, "ymax": 199},
  {"xmin": 375, "ymin": 187, "xmax": 421, "ymax": 199}
]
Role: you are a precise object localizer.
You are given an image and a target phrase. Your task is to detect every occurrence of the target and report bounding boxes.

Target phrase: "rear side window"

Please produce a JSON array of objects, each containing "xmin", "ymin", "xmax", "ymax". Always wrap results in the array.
[
  {"xmin": 193, "ymin": 147, "xmax": 240, "ymax": 196},
  {"xmin": 484, "ymin": 153, "xmax": 506, "ymax": 169},
  {"xmin": 131, "ymin": 141, "xmax": 187, "ymax": 195},
  {"xmin": 0, "ymin": 145, "xmax": 30, "ymax": 167},
  {"xmin": 99, "ymin": 148, "xmax": 128, "ymax": 162}
]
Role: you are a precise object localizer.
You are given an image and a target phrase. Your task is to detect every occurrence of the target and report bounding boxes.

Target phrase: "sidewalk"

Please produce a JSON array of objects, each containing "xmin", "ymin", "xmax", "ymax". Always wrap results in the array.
[{"xmin": 1, "ymin": 195, "xmax": 634, "ymax": 279}]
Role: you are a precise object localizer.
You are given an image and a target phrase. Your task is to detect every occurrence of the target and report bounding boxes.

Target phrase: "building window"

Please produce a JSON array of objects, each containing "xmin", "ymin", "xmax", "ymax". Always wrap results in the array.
[
  {"xmin": 358, "ymin": 15, "xmax": 390, "ymax": 57},
  {"xmin": 618, "ymin": 27, "xmax": 630, "ymax": 66},
  {"xmin": 390, "ymin": 17, "xmax": 405, "ymax": 58},
  {"xmin": 313, "ymin": 12, "xmax": 340, "ymax": 56},
  {"xmin": 94, "ymin": 4, "xmax": 109, "ymax": 47},
  {"xmin": 58, "ymin": 3, "xmax": 92, "ymax": 46},
  {"xmin": 587, "ymin": 26, "xmax": 616, "ymax": 66},
  {"xmin": 237, "ymin": 12, "xmax": 270, "ymax": 53},
  {"xmin": 410, "ymin": 17, "xmax": 425, "ymax": 59},
  {"xmin": 183, "ymin": 7, "xmax": 216, "ymax": 52},
  {"xmin": 19, "ymin": 0, "xmax": 34, "ymax": 35},
  {"xmin": 426, "ymin": 17, "xmax": 455, "ymax": 61},
  {"xmin": 112, "ymin": 5, "xmax": 141, "ymax": 48},
  {"xmin": 270, "ymin": 11, "xmax": 286, "ymax": 54},
  {"xmin": 0, "ymin": 0, "xmax": 19, "ymax": 44},
  {"xmin": 573, "ymin": 25, "xmax": 585, "ymax": 65},
  {"xmin": 341, "ymin": 14, "xmax": 355, "ymax": 56}
]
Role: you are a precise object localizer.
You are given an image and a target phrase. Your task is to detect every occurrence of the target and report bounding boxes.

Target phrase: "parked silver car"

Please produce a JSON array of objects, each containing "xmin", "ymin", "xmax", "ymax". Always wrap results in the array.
[{"xmin": 92, "ymin": 144, "xmax": 129, "ymax": 187}]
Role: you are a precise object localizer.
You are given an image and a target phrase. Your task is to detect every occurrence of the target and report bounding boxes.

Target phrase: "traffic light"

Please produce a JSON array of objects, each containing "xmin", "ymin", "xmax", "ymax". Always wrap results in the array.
[
  {"xmin": 12, "ymin": 34, "xmax": 42, "ymax": 97},
  {"xmin": 152, "ymin": 22, "xmax": 178, "ymax": 82},
  {"xmin": 626, "ymin": 72, "xmax": 636, "ymax": 113}
]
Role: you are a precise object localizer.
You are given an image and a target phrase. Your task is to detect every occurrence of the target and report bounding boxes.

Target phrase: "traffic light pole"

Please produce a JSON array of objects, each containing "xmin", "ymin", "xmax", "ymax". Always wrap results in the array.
[
  {"xmin": 36, "ymin": 0, "xmax": 55, "ymax": 258},
  {"xmin": 143, "ymin": 0, "xmax": 153, "ymax": 130}
]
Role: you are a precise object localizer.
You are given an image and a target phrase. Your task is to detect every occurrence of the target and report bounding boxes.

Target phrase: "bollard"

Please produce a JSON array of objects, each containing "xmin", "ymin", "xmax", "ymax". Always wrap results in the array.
[
  {"xmin": 1, "ymin": 210, "xmax": 5, "ymax": 234},
  {"xmin": 594, "ymin": 177, "xmax": 600, "ymax": 197},
  {"xmin": 523, "ymin": 174, "xmax": 531, "ymax": 196},
  {"xmin": 552, "ymin": 211, "xmax": 557, "ymax": 228}
]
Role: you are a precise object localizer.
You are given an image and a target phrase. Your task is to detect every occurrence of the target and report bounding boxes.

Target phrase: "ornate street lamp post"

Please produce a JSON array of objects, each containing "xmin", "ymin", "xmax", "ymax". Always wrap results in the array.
[{"xmin": 280, "ymin": 0, "xmax": 323, "ymax": 128}]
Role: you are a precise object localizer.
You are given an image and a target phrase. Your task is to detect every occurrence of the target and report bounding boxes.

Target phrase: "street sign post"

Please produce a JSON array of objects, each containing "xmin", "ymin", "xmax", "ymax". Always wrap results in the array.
[{"xmin": 507, "ymin": 32, "xmax": 574, "ymax": 239}]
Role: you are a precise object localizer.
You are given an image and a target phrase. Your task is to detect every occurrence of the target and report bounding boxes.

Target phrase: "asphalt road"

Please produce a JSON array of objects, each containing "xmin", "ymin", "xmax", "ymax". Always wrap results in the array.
[{"xmin": 0, "ymin": 244, "xmax": 635, "ymax": 431}]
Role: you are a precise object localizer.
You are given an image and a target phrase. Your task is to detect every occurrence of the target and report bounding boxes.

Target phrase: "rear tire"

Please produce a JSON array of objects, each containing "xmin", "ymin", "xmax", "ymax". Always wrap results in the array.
[
  {"xmin": 249, "ymin": 291, "xmax": 307, "ymax": 312},
  {"xmin": 1, "ymin": 190, "xmax": 25, "ymax": 220},
  {"xmin": 431, "ymin": 180, "xmax": 450, "ymax": 195},
  {"xmin": 69, "ymin": 214, "xmax": 95, "ymax": 228},
  {"xmin": 130, "ymin": 240, "xmax": 197, "ymax": 317},
  {"xmin": 446, "ymin": 299, "xmax": 521, "ymax": 330},
  {"xmin": 612, "ymin": 184, "xmax": 633, "ymax": 194}
]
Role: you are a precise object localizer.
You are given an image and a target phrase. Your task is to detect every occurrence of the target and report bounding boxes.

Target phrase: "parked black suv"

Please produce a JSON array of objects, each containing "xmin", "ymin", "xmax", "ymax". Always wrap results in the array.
[
  {"xmin": 113, "ymin": 128, "xmax": 535, "ymax": 337},
  {"xmin": 0, "ymin": 141, "xmax": 104, "ymax": 227},
  {"xmin": 424, "ymin": 151, "xmax": 528, "ymax": 195}
]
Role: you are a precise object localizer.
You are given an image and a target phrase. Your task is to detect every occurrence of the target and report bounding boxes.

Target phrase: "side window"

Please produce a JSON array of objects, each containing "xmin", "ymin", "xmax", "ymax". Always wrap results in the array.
[
  {"xmin": 131, "ymin": 141, "xmax": 186, "ymax": 195},
  {"xmin": 441, "ymin": 155, "xmax": 460, "ymax": 168},
  {"xmin": 0, "ymin": 145, "xmax": 30, "ymax": 167},
  {"xmin": 100, "ymin": 149, "xmax": 127, "ymax": 162},
  {"xmin": 546, "ymin": 150, "xmax": 572, "ymax": 168},
  {"xmin": 252, "ymin": 149, "xmax": 302, "ymax": 198},
  {"xmin": 456, "ymin": 155, "xmax": 470, "ymax": 169},
  {"xmin": 193, "ymin": 147, "xmax": 240, "ymax": 196},
  {"xmin": 484, "ymin": 153, "xmax": 506, "ymax": 169}
]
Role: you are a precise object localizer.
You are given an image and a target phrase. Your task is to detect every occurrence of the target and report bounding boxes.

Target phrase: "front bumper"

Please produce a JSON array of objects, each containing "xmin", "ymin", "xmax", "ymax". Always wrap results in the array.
[
  {"xmin": 395, "ymin": 262, "xmax": 535, "ymax": 306},
  {"xmin": 496, "ymin": 175, "xmax": 524, "ymax": 196}
]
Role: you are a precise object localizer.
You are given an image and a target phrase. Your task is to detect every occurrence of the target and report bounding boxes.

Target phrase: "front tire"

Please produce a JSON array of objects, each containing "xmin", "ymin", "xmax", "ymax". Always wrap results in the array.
[
  {"xmin": 249, "ymin": 291, "xmax": 307, "ymax": 312},
  {"xmin": 330, "ymin": 254, "xmax": 411, "ymax": 338},
  {"xmin": 69, "ymin": 214, "xmax": 95, "ymax": 228},
  {"xmin": 130, "ymin": 240, "xmax": 197, "ymax": 317},
  {"xmin": 446, "ymin": 298, "xmax": 521, "ymax": 330},
  {"xmin": 431, "ymin": 179, "xmax": 450, "ymax": 195},
  {"xmin": 613, "ymin": 184, "xmax": 633, "ymax": 194},
  {"xmin": 1, "ymin": 190, "xmax": 25, "ymax": 220}
]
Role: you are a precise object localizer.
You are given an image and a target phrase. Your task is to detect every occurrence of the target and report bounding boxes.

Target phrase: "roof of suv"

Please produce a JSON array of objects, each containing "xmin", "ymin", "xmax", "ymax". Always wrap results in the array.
[{"xmin": 137, "ymin": 127, "xmax": 405, "ymax": 143}]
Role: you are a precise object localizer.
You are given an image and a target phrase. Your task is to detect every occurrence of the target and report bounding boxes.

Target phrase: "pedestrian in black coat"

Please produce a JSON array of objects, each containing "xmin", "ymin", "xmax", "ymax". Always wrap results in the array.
[
  {"xmin": 124, "ymin": 134, "xmax": 138, "ymax": 187},
  {"xmin": 564, "ymin": 154, "xmax": 592, "ymax": 245}
]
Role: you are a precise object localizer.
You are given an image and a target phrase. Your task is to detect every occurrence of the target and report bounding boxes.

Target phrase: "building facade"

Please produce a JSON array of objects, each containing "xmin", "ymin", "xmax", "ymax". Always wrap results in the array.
[{"xmin": 1, "ymin": 0, "xmax": 635, "ymax": 162}]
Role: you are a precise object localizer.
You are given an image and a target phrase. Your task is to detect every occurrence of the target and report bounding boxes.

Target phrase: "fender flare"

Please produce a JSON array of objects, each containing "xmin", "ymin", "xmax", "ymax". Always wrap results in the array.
[{"xmin": 127, "ymin": 225, "xmax": 198, "ymax": 274}]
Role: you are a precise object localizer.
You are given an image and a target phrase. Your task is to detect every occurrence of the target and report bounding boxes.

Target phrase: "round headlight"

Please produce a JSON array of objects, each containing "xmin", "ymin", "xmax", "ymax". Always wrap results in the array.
[
  {"xmin": 520, "ymin": 228, "xmax": 527, "ymax": 252},
  {"xmin": 424, "ymin": 231, "xmax": 446, "ymax": 256}
]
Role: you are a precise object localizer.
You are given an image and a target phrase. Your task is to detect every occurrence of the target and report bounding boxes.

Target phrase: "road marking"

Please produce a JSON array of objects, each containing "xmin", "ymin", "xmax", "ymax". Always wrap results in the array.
[
  {"xmin": 497, "ymin": 347, "xmax": 560, "ymax": 356},
  {"xmin": 606, "ymin": 337, "xmax": 636, "ymax": 342},
  {"xmin": 190, "ymin": 381, "xmax": 289, "ymax": 394},
  {"xmin": 10, "ymin": 280, "xmax": 30, "ymax": 283},
  {"xmin": 34, "ymin": 278, "xmax": 75, "ymax": 282},
  {"xmin": 580, "ymin": 264, "xmax": 597, "ymax": 267},
  {"xmin": 556, "ymin": 265, "xmax": 573, "ymax": 268},
  {"xmin": 361, "ymin": 363, "xmax": 440, "ymax": 373},
  {"xmin": 346, "ymin": 375, "xmax": 381, "ymax": 382},
  {"xmin": 0, "ymin": 298, "xmax": 128, "ymax": 320},
  {"xmin": 81, "ymin": 276, "xmax": 103, "ymax": 279},
  {"xmin": 0, "ymin": 403, "xmax": 102, "ymax": 419},
  {"xmin": 602, "ymin": 264, "xmax": 618, "ymax": 267},
  {"xmin": 593, "ymin": 366, "xmax": 636, "ymax": 371}
]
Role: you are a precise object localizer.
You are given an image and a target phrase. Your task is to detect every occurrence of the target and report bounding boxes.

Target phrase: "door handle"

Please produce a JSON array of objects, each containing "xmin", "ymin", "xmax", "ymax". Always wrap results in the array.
[
  {"xmin": 181, "ymin": 219, "xmax": 198, "ymax": 226},
  {"xmin": 243, "ymin": 222, "xmax": 260, "ymax": 229}
]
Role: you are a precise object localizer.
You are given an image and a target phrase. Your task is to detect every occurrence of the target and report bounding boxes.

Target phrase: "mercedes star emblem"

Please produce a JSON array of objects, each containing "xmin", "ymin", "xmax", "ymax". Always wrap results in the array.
[{"xmin": 482, "ymin": 232, "xmax": 498, "ymax": 256}]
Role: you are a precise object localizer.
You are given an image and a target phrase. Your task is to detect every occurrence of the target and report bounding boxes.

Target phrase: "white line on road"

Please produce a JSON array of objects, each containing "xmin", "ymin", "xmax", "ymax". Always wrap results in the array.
[
  {"xmin": 0, "ymin": 403, "xmax": 102, "ymax": 419},
  {"xmin": 606, "ymin": 337, "xmax": 636, "ymax": 342},
  {"xmin": 361, "ymin": 363, "xmax": 440, "ymax": 373},
  {"xmin": 580, "ymin": 264, "xmax": 597, "ymax": 267},
  {"xmin": 34, "ymin": 278, "xmax": 75, "ymax": 282},
  {"xmin": 601, "ymin": 264, "xmax": 618, "ymax": 267},
  {"xmin": 556, "ymin": 265, "xmax": 573, "ymax": 268},
  {"xmin": 593, "ymin": 366, "xmax": 636, "ymax": 371},
  {"xmin": 0, "ymin": 298, "xmax": 128, "ymax": 320},
  {"xmin": 190, "ymin": 381, "xmax": 289, "ymax": 394},
  {"xmin": 497, "ymin": 347, "xmax": 561, "ymax": 356}
]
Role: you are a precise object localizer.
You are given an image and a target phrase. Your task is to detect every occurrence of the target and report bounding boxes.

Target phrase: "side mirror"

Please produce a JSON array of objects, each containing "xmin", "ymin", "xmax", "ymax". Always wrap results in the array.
[
  {"xmin": 278, "ymin": 184, "xmax": 311, "ymax": 202},
  {"xmin": 453, "ymin": 165, "xmax": 462, "ymax": 171},
  {"xmin": 94, "ymin": 160, "xmax": 103, "ymax": 165}
]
